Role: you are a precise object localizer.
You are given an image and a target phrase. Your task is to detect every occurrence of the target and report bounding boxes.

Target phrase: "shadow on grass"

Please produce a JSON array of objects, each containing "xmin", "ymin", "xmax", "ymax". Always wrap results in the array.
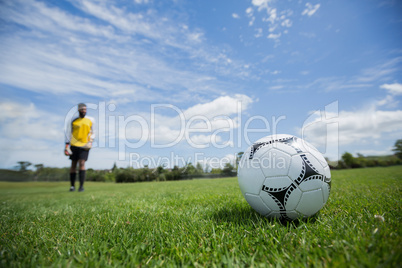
[
  {"xmin": 211, "ymin": 205, "xmax": 320, "ymax": 228},
  {"xmin": 211, "ymin": 205, "xmax": 259, "ymax": 225}
]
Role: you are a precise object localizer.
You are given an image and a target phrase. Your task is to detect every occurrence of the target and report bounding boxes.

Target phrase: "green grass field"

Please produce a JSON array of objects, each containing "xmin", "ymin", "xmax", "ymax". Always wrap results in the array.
[{"xmin": 1, "ymin": 166, "xmax": 401, "ymax": 267}]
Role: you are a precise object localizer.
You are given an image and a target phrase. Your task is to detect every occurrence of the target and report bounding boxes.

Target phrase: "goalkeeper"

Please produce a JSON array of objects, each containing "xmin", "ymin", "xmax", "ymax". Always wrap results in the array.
[{"xmin": 64, "ymin": 103, "xmax": 95, "ymax": 192}]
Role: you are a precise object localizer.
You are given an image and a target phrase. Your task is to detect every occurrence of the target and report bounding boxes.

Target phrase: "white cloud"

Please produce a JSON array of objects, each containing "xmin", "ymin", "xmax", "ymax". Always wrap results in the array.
[
  {"xmin": 0, "ymin": 0, "xmax": 115, "ymax": 38},
  {"xmin": 0, "ymin": 101, "xmax": 63, "ymax": 141},
  {"xmin": 335, "ymin": 109, "xmax": 402, "ymax": 144},
  {"xmin": 183, "ymin": 94, "xmax": 253, "ymax": 119},
  {"xmin": 354, "ymin": 57, "xmax": 402, "ymax": 83},
  {"xmin": 114, "ymin": 94, "xmax": 253, "ymax": 148},
  {"xmin": 268, "ymin": 24, "xmax": 278, "ymax": 32},
  {"xmin": 376, "ymin": 95, "xmax": 398, "ymax": 108},
  {"xmin": 302, "ymin": 3, "xmax": 320, "ymax": 17},
  {"xmin": 232, "ymin": 13, "xmax": 240, "ymax": 19},
  {"xmin": 134, "ymin": 0, "xmax": 150, "ymax": 4},
  {"xmin": 376, "ymin": 82, "xmax": 402, "ymax": 108},
  {"xmin": 255, "ymin": 28, "xmax": 263, "ymax": 38},
  {"xmin": 263, "ymin": 8, "xmax": 277, "ymax": 24},
  {"xmin": 268, "ymin": 33, "xmax": 281, "ymax": 39},
  {"xmin": 305, "ymin": 58, "xmax": 402, "ymax": 93},
  {"xmin": 0, "ymin": 139, "xmax": 70, "ymax": 169},
  {"xmin": 199, "ymin": 153, "xmax": 237, "ymax": 169},
  {"xmin": 251, "ymin": 0, "xmax": 271, "ymax": 10},
  {"xmin": 271, "ymin": 70, "xmax": 281, "ymax": 75},
  {"xmin": 269, "ymin": 85, "xmax": 284, "ymax": 91},
  {"xmin": 0, "ymin": 100, "xmax": 67, "ymax": 168},
  {"xmin": 281, "ymin": 19, "xmax": 292, "ymax": 27},
  {"xmin": 245, "ymin": 7, "xmax": 255, "ymax": 26},
  {"xmin": 0, "ymin": 140, "xmax": 123, "ymax": 170},
  {"xmin": 380, "ymin": 82, "xmax": 402, "ymax": 95},
  {"xmin": 0, "ymin": 0, "xmax": 250, "ymax": 104},
  {"xmin": 76, "ymin": 0, "xmax": 159, "ymax": 39},
  {"xmin": 249, "ymin": 17, "xmax": 256, "ymax": 26},
  {"xmin": 300, "ymin": 107, "xmax": 402, "ymax": 159},
  {"xmin": 246, "ymin": 0, "xmax": 293, "ymax": 42}
]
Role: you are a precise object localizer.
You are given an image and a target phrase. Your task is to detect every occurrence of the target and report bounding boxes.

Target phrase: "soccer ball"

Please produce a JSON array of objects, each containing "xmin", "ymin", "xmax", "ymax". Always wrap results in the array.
[{"xmin": 238, "ymin": 134, "xmax": 331, "ymax": 221}]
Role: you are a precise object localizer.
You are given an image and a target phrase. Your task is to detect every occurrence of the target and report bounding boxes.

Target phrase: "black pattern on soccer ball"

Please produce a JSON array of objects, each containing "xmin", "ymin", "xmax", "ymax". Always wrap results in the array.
[
  {"xmin": 258, "ymin": 138, "xmax": 330, "ymax": 220},
  {"xmin": 249, "ymin": 136, "xmax": 294, "ymax": 159}
]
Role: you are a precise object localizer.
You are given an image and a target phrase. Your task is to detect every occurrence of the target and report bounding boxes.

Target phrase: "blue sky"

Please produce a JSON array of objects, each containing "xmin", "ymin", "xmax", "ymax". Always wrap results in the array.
[{"xmin": 0, "ymin": 0, "xmax": 401, "ymax": 170}]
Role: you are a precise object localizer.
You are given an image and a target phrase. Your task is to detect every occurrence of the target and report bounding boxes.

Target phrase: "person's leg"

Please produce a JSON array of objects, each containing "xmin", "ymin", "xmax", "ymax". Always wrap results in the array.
[
  {"xmin": 78, "ymin": 159, "xmax": 86, "ymax": 191},
  {"xmin": 70, "ymin": 160, "xmax": 78, "ymax": 191}
]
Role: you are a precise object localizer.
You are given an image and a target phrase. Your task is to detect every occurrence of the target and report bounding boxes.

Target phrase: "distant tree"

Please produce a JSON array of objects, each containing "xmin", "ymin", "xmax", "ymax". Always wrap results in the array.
[
  {"xmin": 341, "ymin": 152, "xmax": 367, "ymax": 168},
  {"xmin": 153, "ymin": 165, "xmax": 166, "ymax": 181},
  {"xmin": 341, "ymin": 152, "xmax": 355, "ymax": 168},
  {"xmin": 210, "ymin": 168, "xmax": 222, "ymax": 174},
  {"xmin": 17, "ymin": 161, "xmax": 32, "ymax": 172},
  {"xmin": 355, "ymin": 153, "xmax": 367, "ymax": 168},
  {"xmin": 392, "ymin": 139, "xmax": 402, "ymax": 159},
  {"xmin": 33, "ymin": 164, "xmax": 44, "ymax": 181},
  {"xmin": 112, "ymin": 162, "xmax": 117, "ymax": 171},
  {"xmin": 222, "ymin": 163, "xmax": 236, "ymax": 176},
  {"xmin": 203, "ymin": 163, "xmax": 211, "ymax": 173},
  {"xmin": 183, "ymin": 162, "xmax": 196, "ymax": 175},
  {"xmin": 195, "ymin": 162, "xmax": 204, "ymax": 175},
  {"xmin": 34, "ymin": 164, "xmax": 44, "ymax": 172},
  {"xmin": 165, "ymin": 165, "xmax": 182, "ymax": 181}
]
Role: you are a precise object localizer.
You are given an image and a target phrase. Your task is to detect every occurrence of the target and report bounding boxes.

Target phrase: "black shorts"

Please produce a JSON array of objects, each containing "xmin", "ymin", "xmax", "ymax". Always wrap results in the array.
[{"xmin": 69, "ymin": 146, "xmax": 90, "ymax": 161}]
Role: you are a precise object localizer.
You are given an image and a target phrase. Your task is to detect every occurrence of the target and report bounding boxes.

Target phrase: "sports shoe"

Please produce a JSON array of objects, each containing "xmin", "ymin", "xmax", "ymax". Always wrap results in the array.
[
  {"xmin": 78, "ymin": 187, "xmax": 84, "ymax": 192},
  {"xmin": 69, "ymin": 186, "xmax": 75, "ymax": 192}
]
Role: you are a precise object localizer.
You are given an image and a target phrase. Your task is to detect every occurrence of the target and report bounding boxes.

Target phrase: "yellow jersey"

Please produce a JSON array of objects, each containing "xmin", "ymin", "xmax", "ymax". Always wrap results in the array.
[{"xmin": 65, "ymin": 116, "xmax": 95, "ymax": 147}]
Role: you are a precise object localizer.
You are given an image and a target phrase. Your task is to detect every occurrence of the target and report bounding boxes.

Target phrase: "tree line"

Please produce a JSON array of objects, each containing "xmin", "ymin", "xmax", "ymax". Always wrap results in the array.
[
  {"xmin": 1, "ymin": 139, "xmax": 401, "ymax": 182},
  {"xmin": 332, "ymin": 139, "xmax": 402, "ymax": 169},
  {"xmin": 335, "ymin": 152, "xmax": 401, "ymax": 169},
  {"xmin": 0, "ymin": 162, "xmax": 237, "ymax": 183}
]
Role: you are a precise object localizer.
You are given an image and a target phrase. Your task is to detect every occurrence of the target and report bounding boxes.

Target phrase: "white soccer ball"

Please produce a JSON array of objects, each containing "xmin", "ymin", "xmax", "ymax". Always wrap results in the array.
[{"xmin": 238, "ymin": 134, "xmax": 331, "ymax": 221}]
